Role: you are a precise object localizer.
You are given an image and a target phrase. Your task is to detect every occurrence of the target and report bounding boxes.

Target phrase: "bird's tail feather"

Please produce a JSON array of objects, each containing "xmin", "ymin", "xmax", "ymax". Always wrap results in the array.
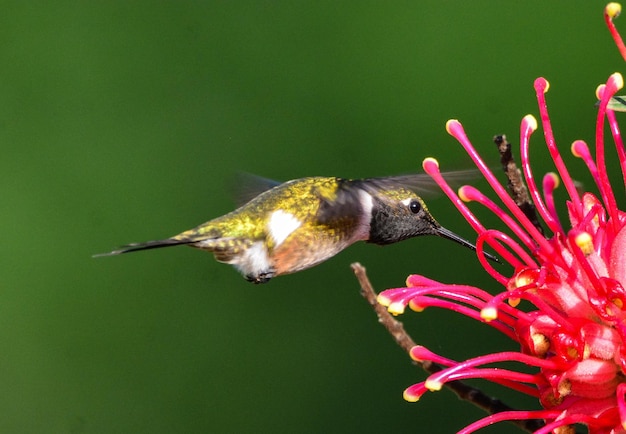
[{"xmin": 93, "ymin": 238, "xmax": 193, "ymax": 257}]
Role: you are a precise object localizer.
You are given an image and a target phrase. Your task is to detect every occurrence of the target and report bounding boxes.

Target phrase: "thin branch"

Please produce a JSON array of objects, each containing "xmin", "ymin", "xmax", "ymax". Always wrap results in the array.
[
  {"xmin": 352, "ymin": 262, "xmax": 543, "ymax": 433},
  {"xmin": 494, "ymin": 135, "xmax": 544, "ymax": 235}
]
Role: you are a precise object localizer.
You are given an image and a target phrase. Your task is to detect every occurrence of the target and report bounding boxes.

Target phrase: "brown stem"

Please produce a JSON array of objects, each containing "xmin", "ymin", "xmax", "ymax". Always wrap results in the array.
[
  {"xmin": 494, "ymin": 135, "xmax": 544, "ymax": 235},
  {"xmin": 352, "ymin": 262, "xmax": 543, "ymax": 433}
]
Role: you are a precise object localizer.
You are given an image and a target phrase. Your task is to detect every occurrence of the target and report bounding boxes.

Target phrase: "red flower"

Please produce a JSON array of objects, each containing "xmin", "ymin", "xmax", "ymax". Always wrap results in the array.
[{"xmin": 378, "ymin": 71, "xmax": 626, "ymax": 433}]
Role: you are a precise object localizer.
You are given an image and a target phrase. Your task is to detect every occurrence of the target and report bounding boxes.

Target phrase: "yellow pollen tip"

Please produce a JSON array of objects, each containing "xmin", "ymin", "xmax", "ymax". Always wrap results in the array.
[
  {"xmin": 514, "ymin": 274, "xmax": 533, "ymax": 288},
  {"xmin": 422, "ymin": 157, "xmax": 439, "ymax": 168},
  {"xmin": 376, "ymin": 294, "xmax": 391, "ymax": 307},
  {"xmin": 613, "ymin": 72, "xmax": 625, "ymax": 90},
  {"xmin": 508, "ymin": 297, "xmax": 521, "ymax": 308},
  {"xmin": 607, "ymin": 3, "xmax": 622, "ymax": 18},
  {"xmin": 403, "ymin": 389, "xmax": 420, "ymax": 402},
  {"xmin": 546, "ymin": 172, "xmax": 560, "ymax": 187},
  {"xmin": 575, "ymin": 232, "xmax": 594, "ymax": 255},
  {"xmin": 555, "ymin": 424, "xmax": 576, "ymax": 434},
  {"xmin": 480, "ymin": 307, "xmax": 498, "ymax": 322},
  {"xmin": 445, "ymin": 119, "xmax": 459, "ymax": 134},
  {"xmin": 458, "ymin": 186, "xmax": 470, "ymax": 202},
  {"xmin": 532, "ymin": 333, "xmax": 550, "ymax": 356},
  {"xmin": 408, "ymin": 300, "xmax": 425, "ymax": 312},
  {"xmin": 557, "ymin": 379, "xmax": 572, "ymax": 397},
  {"xmin": 424, "ymin": 379, "xmax": 443, "ymax": 391},
  {"xmin": 607, "ymin": 305, "xmax": 615, "ymax": 317},
  {"xmin": 596, "ymin": 84, "xmax": 606, "ymax": 100},
  {"xmin": 614, "ymin": 298, "xmax": 624, "ymax": 309},
  {"xmin": 570, "ymin": 141, "xmax": 584, "ymax": 158},
  {"xmin": 409, "ymin": 351, "xmax": 422, "ymax": 362},
  {"xmin": 387, "ymin": 302, "xmax": 406, "ymax": 315},
  {"xmin": 523, "ymin": 114, "xmax": 538, "ymax": 131}
]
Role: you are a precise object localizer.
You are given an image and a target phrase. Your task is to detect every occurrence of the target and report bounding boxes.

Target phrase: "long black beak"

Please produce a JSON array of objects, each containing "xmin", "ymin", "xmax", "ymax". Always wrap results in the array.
[{"xmin": 436, "ymin": 226, "xmax": 500, "ymax": 263}]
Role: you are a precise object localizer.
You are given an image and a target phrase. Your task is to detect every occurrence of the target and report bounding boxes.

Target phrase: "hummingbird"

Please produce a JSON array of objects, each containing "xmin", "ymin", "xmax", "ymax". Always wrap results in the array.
[{"xmin": 96, "ymin": 175, "xmax": 495, "ymax": 283}]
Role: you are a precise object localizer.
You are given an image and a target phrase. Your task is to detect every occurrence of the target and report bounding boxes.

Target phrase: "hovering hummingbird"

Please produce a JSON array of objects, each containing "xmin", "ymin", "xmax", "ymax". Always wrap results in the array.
[{"xmin": 96, "ymin": 175, "xmax": 495, "ymax": 283}]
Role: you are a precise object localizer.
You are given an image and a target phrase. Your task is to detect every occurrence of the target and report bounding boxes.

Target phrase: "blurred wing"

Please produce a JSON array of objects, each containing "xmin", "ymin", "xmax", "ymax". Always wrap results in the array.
[
  {"xmin": 364, "ymin": 170, "xmax": 479, "ymax": 197},
  {"xmin": 231, "ymin": 173, "xmax": 282, "ymax": 206}
]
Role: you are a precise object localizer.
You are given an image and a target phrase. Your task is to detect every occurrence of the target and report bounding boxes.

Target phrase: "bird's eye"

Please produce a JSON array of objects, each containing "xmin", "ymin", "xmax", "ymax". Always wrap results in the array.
[{"xmin": 409, "ymin": 200, "xmax": 421, "ymax": 214}]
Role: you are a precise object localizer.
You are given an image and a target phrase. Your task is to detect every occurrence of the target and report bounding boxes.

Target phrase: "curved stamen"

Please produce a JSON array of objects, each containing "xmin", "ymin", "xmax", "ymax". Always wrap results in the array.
[
  {"xmin": 459, "ymin": 185, "xmax": 539, "ymax": 260},
  {"xmin": 595, "ymin": 74, "xmax": 624, "ymax": 232},
  {"xmin": 541, "ymin": 173, "xmax": 562, "ymax": 234},
  {"xmin": 534, "ymin": 78, "xmax": 583, "ymax": 218},
  {"xmin": 520, "ymin": 113, "xmax": 564, "ymax": 233},
  {"xmin": 605, "ymin": 2, "xmax": 626, "ymax": 61},
  {"xmin": 606, "ymin": 109, "xmax": 626, "ymax": 189},
  {"xmin": 458, "ymin": 409, "xmax": 561, "ymax": 434},
  {"xmin": 571, "ymin": 140, "xmax": 601, "ymax": 190},
  {"xmin": 475, "ymin": 230, "xmax": 538, "ymax": 285},
  {"xmin": 446, "ymin": 120, "xmax": 562, "ymax": 265}
]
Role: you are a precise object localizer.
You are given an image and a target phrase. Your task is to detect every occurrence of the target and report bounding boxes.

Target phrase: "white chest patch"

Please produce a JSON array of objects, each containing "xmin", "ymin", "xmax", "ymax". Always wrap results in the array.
[
  {"xmin": 267, "ymin": 210, "xmax": 302, "ymax": 247},
  {"xmin": 234, "ymin": 241, "xmax": 271, "ymax": 277}
]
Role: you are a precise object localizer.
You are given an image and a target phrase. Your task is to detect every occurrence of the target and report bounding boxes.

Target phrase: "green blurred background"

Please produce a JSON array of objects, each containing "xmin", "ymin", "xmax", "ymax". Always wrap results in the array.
[{"xmin": 2, "ymin": 1, "xmax": 623, "ymax": 433}]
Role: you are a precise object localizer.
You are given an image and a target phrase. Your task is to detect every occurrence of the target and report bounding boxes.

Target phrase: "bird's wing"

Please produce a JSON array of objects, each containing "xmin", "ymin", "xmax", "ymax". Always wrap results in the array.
[
  {"xmin": 231, "ymin": 173, "xmax": 282, "ymax": 206},
  {"xmin": 363, "ymin": 171, "xmax": 479, "ymax": 197}
]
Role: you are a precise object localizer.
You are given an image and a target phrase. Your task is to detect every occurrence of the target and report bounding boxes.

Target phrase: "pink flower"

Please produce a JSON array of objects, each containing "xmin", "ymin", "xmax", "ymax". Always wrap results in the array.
[{"xmin": 377, "ymin": 71, "xmax": 626, "ymax": 431}]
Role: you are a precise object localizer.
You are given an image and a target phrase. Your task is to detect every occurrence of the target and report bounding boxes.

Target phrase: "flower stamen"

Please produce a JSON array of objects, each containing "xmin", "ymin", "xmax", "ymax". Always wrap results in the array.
[{"xmin": 378, "ymin": 69, "xmax": 626, "ymax": 432}]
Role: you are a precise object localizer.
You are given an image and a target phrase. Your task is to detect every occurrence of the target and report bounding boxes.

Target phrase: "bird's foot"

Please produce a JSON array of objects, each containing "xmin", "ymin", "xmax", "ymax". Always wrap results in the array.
[{"xmin": 245, "ymin": 270, "xmax": 276, "ymax": 284}]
